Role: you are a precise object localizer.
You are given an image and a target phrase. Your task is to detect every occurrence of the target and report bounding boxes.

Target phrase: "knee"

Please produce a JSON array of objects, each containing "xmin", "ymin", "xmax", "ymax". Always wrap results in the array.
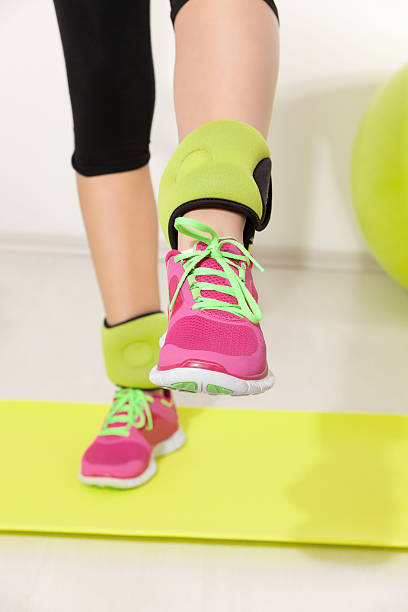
[{"xmin": 169, "ymin": 0, "xmax": 279, "ymax": 28}]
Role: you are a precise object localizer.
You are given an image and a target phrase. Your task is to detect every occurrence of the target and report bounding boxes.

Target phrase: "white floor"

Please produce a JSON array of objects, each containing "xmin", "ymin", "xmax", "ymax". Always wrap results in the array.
[{"xmin": 1, "ymin": 250, "xmax": 408, "ymax": 611}]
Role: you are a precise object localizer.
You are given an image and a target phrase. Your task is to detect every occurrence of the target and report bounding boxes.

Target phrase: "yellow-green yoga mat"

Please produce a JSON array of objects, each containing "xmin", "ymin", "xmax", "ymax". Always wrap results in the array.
[{"xmin": 1, "ymin": 399, "xmax": 408, "ymax": 549}]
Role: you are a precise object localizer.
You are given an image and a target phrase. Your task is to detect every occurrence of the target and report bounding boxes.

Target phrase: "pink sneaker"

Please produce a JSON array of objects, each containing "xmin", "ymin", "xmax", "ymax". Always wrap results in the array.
[
  {"xmin": 78, "ymin": 387, "xmax": 186, "ymax": 489},
  {"xmin": 149, "ymin": 217, "xmax": 275, "ymax": 396}
]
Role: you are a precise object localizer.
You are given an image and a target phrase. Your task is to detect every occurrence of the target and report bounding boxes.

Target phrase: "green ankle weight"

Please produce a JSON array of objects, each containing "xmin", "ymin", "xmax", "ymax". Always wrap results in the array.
[
  {"xmin": 158, "ymin": 119, "xmax": 273, "ymax": 252},
  {"xmin": 101, "ymin": 311, "xmax": 168, "ymax": 389}
]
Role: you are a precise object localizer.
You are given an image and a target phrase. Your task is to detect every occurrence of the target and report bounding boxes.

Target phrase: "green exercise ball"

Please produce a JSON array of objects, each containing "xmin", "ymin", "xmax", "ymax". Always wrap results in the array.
[{"xmin": 350, "ymin": 63, "xmax": 408, "ymax": 289}]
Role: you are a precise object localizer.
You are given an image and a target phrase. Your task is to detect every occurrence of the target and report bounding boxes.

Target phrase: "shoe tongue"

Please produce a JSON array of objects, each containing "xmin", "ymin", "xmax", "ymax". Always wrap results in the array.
[
  {"xmin": 194, "ymin": 238, "xmax": 244, "ymax": 318},
  {"xmin": 196, "ymin": 237, "xmax": 242, "ymax": 256}
]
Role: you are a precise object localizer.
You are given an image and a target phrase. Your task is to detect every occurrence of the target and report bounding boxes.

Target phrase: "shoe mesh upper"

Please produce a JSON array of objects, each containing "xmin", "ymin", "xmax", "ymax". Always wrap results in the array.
[{"xmin": 165, "ymin": 314, "xmax": 258, "ymax": 356}]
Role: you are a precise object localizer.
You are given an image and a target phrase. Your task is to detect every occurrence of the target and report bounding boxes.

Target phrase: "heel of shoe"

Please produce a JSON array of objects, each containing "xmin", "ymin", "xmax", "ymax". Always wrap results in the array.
[{"xmin": 153, "ymin": 427, "xmax": 187, "ymax": 458}]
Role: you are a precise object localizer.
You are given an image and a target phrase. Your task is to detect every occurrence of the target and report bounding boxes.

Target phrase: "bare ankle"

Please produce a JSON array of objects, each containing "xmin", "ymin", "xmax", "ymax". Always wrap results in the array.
[{"xmin": 177, "ymin": 208, "xmax": 246, "ymax": 250}]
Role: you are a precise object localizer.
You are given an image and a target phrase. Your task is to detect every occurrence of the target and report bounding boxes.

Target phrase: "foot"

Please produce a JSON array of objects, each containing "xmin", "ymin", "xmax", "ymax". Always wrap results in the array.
[
  {"xmin": 149, "ymin": 217, "xmax": 274, "ymax": 396},
  {"xmin": 78, "ymin": 387, "xmax": 186, "ymax": 489}
]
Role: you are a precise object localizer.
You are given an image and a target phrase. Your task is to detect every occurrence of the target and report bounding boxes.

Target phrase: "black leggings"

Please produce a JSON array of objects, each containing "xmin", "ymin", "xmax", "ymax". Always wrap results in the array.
[{"xmin": 52, "ymin": 0, "xmax": 279, "ymax": 177}]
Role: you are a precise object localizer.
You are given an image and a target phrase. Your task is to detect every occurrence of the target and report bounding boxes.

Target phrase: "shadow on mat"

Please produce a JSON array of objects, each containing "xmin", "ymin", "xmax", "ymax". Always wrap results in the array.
[{"xmin": 285, "ymin": 412, "xmax": 405, "ymax": 564}]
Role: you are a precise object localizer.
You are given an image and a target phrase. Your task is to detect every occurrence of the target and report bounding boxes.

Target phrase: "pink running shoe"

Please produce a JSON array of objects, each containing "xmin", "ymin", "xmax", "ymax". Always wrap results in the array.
[
  {"xmin": 78, "ymin": 387, "xmax": 186, "ymax": 489},
  {"xmin": 149, "ymin": 217, "xmax": 275, "ymax": 396}
]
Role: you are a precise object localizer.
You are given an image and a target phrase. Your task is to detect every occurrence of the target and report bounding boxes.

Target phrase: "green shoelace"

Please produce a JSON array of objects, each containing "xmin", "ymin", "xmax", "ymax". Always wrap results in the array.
[
  {"xmin": 169, "ymin": 217, "xmax": 265, "ymax": 324},
  {"xmin": 99, "ymin": 387, "xmax": 154, "ymax": 437}
]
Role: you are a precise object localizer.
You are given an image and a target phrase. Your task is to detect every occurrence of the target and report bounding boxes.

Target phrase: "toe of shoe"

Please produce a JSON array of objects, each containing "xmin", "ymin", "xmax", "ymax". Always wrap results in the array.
[
  {"xmin": 81, "ymin": 440, "xmax": 151, "ymax": 479},
  {"xmin": 158, "ymin": 342, "xmax": 267, "ymax": 379},
  {"xmin": 81, "ymin": 457, "xmax": 150, "ymax": 479}
]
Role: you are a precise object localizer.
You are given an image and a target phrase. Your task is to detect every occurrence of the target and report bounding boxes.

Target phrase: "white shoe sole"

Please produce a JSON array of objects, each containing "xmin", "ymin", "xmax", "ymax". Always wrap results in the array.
[
  {"xmin": 78, "ymin": 426, "xmax": 186, "ymax": 489},
  {"xmin": 149, "ymin": 364, "xmax": 275, "ymax": 396}
]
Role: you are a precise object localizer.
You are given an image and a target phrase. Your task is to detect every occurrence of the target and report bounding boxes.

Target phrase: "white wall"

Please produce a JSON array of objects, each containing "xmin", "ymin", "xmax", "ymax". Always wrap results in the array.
[{"xmin": 0, "ymin": 0, "xmax": 407, "ymax": 256}]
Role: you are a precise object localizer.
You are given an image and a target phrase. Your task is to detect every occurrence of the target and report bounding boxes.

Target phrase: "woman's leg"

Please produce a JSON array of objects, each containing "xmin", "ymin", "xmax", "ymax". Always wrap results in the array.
[
  {"xmin": 148, "ymin": 0, "xmax": 280, "ymax": 395},
  {"xmin": 52, "ymin": 2, "xmax": 183, "ymax": 493},
  {"xmin": 171, "ymin": 0, "xmax": 280, "ymax": 250},
  {"xmin": 53, "ymin": 0, "xmax": 160, "ymax": 327}
]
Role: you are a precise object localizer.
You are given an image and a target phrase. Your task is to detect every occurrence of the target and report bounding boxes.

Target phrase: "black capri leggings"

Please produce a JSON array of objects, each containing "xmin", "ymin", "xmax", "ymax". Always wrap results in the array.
[{"xmin": 52, "ymin": 0, "xmax": 279, "ymax": 177}]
